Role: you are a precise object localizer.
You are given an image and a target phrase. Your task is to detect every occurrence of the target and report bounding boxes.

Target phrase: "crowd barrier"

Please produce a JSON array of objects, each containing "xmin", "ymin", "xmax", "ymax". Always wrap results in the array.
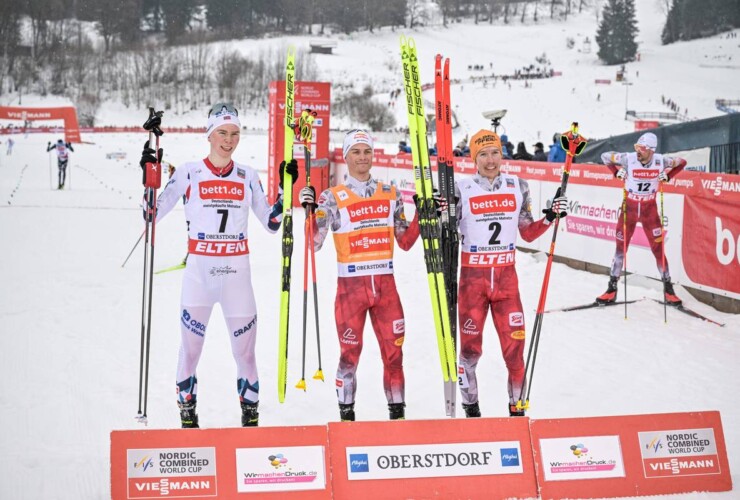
[{"xmin": 110, "ymin": 410, "xmax": 731, "ymax": 499}]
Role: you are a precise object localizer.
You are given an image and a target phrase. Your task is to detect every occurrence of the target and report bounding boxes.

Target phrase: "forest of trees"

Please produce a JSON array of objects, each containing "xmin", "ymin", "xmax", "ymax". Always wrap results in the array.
[
  {"xmin": 0, "ymin": 0, "xmax": 736, "ymax": 127},
  {"xmin": 0, "ymin": 0, "xmax": 589, "ymax": 128},
  {"xmin": 661, "ymin": 0, "xmax": 739, "ymax": 44}
]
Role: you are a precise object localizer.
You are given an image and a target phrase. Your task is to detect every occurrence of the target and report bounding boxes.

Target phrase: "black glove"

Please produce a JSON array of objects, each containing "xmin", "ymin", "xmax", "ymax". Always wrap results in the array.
[
  {"xmin": 543, "ymin": 187, "xmax": 569, "ymax": 222},
  {"xmin": 278, "ymin": 158, "xmax": 299, "ymax": 190},
  {"xmin": 139, "ymin": 140, "xmax": 163, "ymax": 185}
]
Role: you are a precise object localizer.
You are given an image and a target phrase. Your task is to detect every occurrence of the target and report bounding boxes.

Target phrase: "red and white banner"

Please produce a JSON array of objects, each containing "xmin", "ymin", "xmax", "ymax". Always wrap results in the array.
[
  {"xmin": 331, "ymin": 149, "xmax": 740, "ymax": 299},
  {"xmin": 683, "ymin": 196, "xmax": 740, "ymax": 294}
]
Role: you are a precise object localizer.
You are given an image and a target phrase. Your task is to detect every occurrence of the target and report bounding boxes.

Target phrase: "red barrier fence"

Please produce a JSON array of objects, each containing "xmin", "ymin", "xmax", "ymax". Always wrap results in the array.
[{"xmin": 110, "ymin": 411, "xmax": 732, "ymax": 499}]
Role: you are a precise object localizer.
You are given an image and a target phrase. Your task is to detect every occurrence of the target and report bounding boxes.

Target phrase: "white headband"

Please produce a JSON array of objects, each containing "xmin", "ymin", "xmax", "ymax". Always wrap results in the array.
[
  {"xmin": 206, "ymin": 109, "xmax": 241, "ymax": 138},
  {"xmin": 343, "ymin": 129, "xmax": 374, "ymax": 158}
]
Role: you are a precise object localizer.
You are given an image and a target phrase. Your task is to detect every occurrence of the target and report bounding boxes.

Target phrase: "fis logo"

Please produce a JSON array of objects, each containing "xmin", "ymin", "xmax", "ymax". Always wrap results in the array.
[
  {"xmin": 392, "ymin": 319, "xmax": 405, "ymax": 334},
  {"xmin": 133, "ymin": 456, "xmax": 155, "ymax": 473}
]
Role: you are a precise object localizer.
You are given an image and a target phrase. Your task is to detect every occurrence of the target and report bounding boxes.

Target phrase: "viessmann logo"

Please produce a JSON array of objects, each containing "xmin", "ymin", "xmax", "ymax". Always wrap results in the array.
[
  {"xmin": 199, "ymin": 180, "xmax": 244, "ymax": 200},
  {"xmin": 349, "ymin": 232, "xmax": 391, "ymax": 253},
  {"xmin": 347, "ymin": 200, "xmax": 391, "ymax": 221},
  {"xmin": 469, "ymin": 194, "xmax": 516, "ymax": 214}
]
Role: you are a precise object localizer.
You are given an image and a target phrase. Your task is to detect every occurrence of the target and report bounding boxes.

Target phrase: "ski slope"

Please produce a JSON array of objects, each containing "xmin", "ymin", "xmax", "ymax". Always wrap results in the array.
[{"xmin": 0, "ymin": 132, "xmax": 738, "ymax": 499}]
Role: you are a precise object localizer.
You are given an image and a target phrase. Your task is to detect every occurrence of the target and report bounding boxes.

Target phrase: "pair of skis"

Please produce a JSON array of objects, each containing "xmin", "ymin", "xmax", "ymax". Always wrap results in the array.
[
  {"xmin": 434, "ymin": 53, "xmax": 459, "ymax": 417},
  {"xmin": 400, "ymin": 36, "xmax": 457, "ymax": 417},
  {"xmin": 277, "ymin": 47, "xmax": 324, "ymax": 403},
  {"xmin": 545, "ymin": 297, "xmax": 725, "ymax": 327}
]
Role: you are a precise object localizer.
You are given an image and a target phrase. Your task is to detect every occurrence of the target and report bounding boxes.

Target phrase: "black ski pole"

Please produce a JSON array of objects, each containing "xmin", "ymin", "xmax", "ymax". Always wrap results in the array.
[
  {"xmin": 121, "ymin": 230, "xmax": 145, "ymax": 268},
  {"xmin": 136, "ymin": 107, "xmax": 164, "ymax": 424}
]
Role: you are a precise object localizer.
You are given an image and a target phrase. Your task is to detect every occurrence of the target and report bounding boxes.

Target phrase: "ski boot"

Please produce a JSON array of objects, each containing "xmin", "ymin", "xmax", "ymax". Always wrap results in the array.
[
  {"xmin": 388, "ymin": 403, "xmax": 406, "ymax": 420},
  {"xmin": 509, "ymin": 403, "xmax": 526, "ymax": 417},
  {"xmin": 240, "ymin": 401, "xmax": 259, "ymax": 427},
  {"xmin": 663, "ymin": 280, "xmax": 682, "ymax": 306},
  {"xmin": 595, "ymin": 276, "xmax": 619, "ymax": 304},
  {"xmin": 178, "ymin": 401, "xmax": 199, "ymax": 428},
  {"xmin": 339, "ymin": 403, "xmax": 355, "ymax": 422},
  {"xmin": 462, "ymin": 402, "xmax": 481, "ymax": 418}
]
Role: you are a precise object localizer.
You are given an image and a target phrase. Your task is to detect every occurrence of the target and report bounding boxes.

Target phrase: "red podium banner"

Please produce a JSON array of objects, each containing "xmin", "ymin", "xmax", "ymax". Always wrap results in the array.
[{"xmin": 530, "ymin": 411, "xmax": 731, "ymax": 499}]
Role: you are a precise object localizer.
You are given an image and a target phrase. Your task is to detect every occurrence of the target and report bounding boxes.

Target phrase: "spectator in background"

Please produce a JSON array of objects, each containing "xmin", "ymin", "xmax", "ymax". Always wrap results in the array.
[
  {"xmin": 500, "ymin": 134, "xmax": 514, "ymax": 159},
  {"xmin": 7, "ymin": 137, "xmax": 15, "ymax": 155},
  {"xmin": 398, "ymin": 141, "xmax": 411, "ymax": 154},
  {"xmin": 532, "ymin": 142, "xmax": 547, "ymax": 162},
  {"xmin": 513, "ymin": 142, "xmax": 533, "ymax": 161},
  {"xmin": 547, "ymin": 133, "xmax": 566, "ymax": 163}
]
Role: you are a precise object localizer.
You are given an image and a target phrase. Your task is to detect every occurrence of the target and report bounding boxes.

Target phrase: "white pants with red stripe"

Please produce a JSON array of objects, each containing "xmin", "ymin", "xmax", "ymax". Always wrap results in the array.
[{"xmin": 175, "ymin": 254, "xmax": 259, "ymax": 405}]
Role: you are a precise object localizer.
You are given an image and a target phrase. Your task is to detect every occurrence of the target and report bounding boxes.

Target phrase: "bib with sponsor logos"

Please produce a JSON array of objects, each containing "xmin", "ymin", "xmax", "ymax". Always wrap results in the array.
[
  {"xmin": 331, "ymin": 183, "xmax": 396, "ymax": 277},
  {"xmin": 184, "ymin": 161, "xmax": 251, "ymax": 256},
  {"xmin": 458, "ymin": 174, "xmax": 522, "ymax": 268},
  {"xmin": 625, "ymin": 152, "xmax": 665, "ymax": 201}
]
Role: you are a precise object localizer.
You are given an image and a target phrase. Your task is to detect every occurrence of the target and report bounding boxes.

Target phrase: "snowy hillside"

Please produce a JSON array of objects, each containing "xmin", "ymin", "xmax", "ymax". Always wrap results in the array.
[{"xmin": 0, "ymin": 1, "xmax": 738, "ymax": 499}]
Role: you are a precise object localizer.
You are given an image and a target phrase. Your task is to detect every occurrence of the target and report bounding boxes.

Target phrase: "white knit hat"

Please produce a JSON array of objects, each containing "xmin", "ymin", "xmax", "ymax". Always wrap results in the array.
[
  {"xmin": 636, "ymin": 132, "xmax": 657, "ymax": 151},
  {"xmin": 342, "ymin": 129, "xmax": 374, "ymax": 158},
  {"xmin": 206, "ymin": 105, "xmax": 241, "ymax": 138}
]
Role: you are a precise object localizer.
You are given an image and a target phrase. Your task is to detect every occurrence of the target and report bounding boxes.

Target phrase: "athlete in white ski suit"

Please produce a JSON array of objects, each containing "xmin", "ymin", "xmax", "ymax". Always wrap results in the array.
[{"xmin": 149, "ymin": 104, "xmax": 293, "ymax": 426}]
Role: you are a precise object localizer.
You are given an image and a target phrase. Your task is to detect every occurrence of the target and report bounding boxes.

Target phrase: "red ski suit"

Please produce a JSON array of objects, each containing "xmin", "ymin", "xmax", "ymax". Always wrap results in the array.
[
  {"xmin": 312, "ymin": 177, "xmax": 419, "ymax": 405},
  {"xmin": 602, "ymin": 151, "xmax": 685, "ymax": 279},
  {"xmin": 455, "ymin": 173, "xmax": 552, "ymax": 407}
]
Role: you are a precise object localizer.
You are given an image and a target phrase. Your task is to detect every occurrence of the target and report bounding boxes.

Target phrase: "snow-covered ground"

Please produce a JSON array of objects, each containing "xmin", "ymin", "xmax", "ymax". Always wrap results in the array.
[
  {"xmin": 0, "ymin": 1, "xmax": 738, "ymax": 498},
  {"xmin": 1, "ymin": 131, "xmax": 738, "ymax": 499}
]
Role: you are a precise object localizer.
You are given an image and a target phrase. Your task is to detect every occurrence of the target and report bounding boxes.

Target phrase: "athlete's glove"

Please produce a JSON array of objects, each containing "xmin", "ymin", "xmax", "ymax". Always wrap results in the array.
[
  {"xmin": 543, "ymin": 188, "xmax": 568, "ymax": 223},
  {"xmin": 658, "ymin": 170, "xmax": 669, "ymax": 182},
  {"xmin": 139, "ymin": 140, "xmax": 163, "ymax": 185},
  {"xmin": 616, "ymin": 167, "xmax": 627, "ymax": 181},
  {"xmin": 278, "ymin": 158, "xmax": 299, "ymax": 190},
  {"xmin": 299, "ymin": 186, "xmax": 317, "ymax": 209}
]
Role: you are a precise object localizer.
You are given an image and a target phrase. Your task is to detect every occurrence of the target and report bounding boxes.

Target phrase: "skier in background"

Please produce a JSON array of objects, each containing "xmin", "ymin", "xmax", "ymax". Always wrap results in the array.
[
  {"xmin": 298, "ymin": 129, "xmax": 420, "ymax": 422},
  {"xmin": 47, "ymin": 139, "xmax": 73, "ymax": 189},
  {"xmin": 596, "ymin": 132, "xmax": 686, "ymax": 305},
  {"xmin": 141, "ymin": 102, "xmax": 297, "ymax": 428},
  {"xmin": 451, "ymin": 129, "xmax": 568, "ymax": 419}
]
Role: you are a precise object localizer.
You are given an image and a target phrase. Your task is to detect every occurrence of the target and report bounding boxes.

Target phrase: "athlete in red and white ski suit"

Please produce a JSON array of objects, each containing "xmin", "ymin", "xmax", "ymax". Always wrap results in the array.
[
  {"xmin": 305, "ymin": 130, "xmax": 419, "ymax": 419},
  {"xmin": 455, "ymin": 129, "xmax": 567, "ymax": 416},
  {"xmin": 602, "ymin": 152, "xmax": 684, "ymax": 277},
  {"xmin": 153, "ymin": 107, "xmax": 287, "ymax": 414},
  {"xmin": 597, "ymin": 132, "xmax": 686, "ymax": 304}
]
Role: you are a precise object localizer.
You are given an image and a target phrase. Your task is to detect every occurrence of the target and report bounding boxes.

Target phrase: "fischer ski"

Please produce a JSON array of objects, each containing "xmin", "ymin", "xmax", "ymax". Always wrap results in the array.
[
  {"xmin": 544, "ymin": 298, "xmax": 644, "ymax": 313},
  {"xmin": 649, "ymin": 298, "xmax": 725, "ymax": 327},
  {"xmin": 400, "ymin": 36, "xmax": 456, "ymax": 413},
  {"xmin": 278, "ymin": 46, "xmax": 297, "ymax": 403},
  {"xmin": 434, "ymin": 53, "xmax": 459, "ymax": 417}
]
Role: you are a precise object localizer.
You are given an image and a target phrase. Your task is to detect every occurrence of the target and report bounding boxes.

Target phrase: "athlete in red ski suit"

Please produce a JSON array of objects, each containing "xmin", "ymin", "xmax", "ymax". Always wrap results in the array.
[
  {"xmin": 455, "ymin": 129, "xmax": 568, "ymax": 418},
  {"xmin": 301, "ymin": 130, "xmax": 419, "ymax": 421},
  {"xmin": 596, "ymin": 132, "xmax": 686, "ymax": 305}
]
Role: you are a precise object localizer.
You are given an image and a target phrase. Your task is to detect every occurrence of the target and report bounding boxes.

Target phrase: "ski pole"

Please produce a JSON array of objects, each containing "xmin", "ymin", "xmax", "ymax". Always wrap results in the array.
[
  {"xmin": 623, "ymin": 185, "xmax": 628, "ymax": 320},
  {"xmin": 48, "ymin": 151, "xmax": 53, "ymax": 190},
  {"xmin": 295, "ymin": 109, "xmax": 322, "ymax": 390},
  {"xmin": 121, "ymin": 230, "xmax": 145, "ymax": 268},
  {"xmin": 518, "ymin": 122, "xmax": 587, "ymax": 413},
  {"xmin": 660, "ymin": 181, "xmax": 667, "ymax": 323},
  {"xmin": 136, "ymin": 107, "xmax": 164, "ymax": 425}
]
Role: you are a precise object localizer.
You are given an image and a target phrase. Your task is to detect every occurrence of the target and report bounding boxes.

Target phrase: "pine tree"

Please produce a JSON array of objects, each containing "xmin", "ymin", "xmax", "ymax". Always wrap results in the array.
[{"xmin": 596, "ymin": 0, "xmax": 638, "ymax": 65}]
